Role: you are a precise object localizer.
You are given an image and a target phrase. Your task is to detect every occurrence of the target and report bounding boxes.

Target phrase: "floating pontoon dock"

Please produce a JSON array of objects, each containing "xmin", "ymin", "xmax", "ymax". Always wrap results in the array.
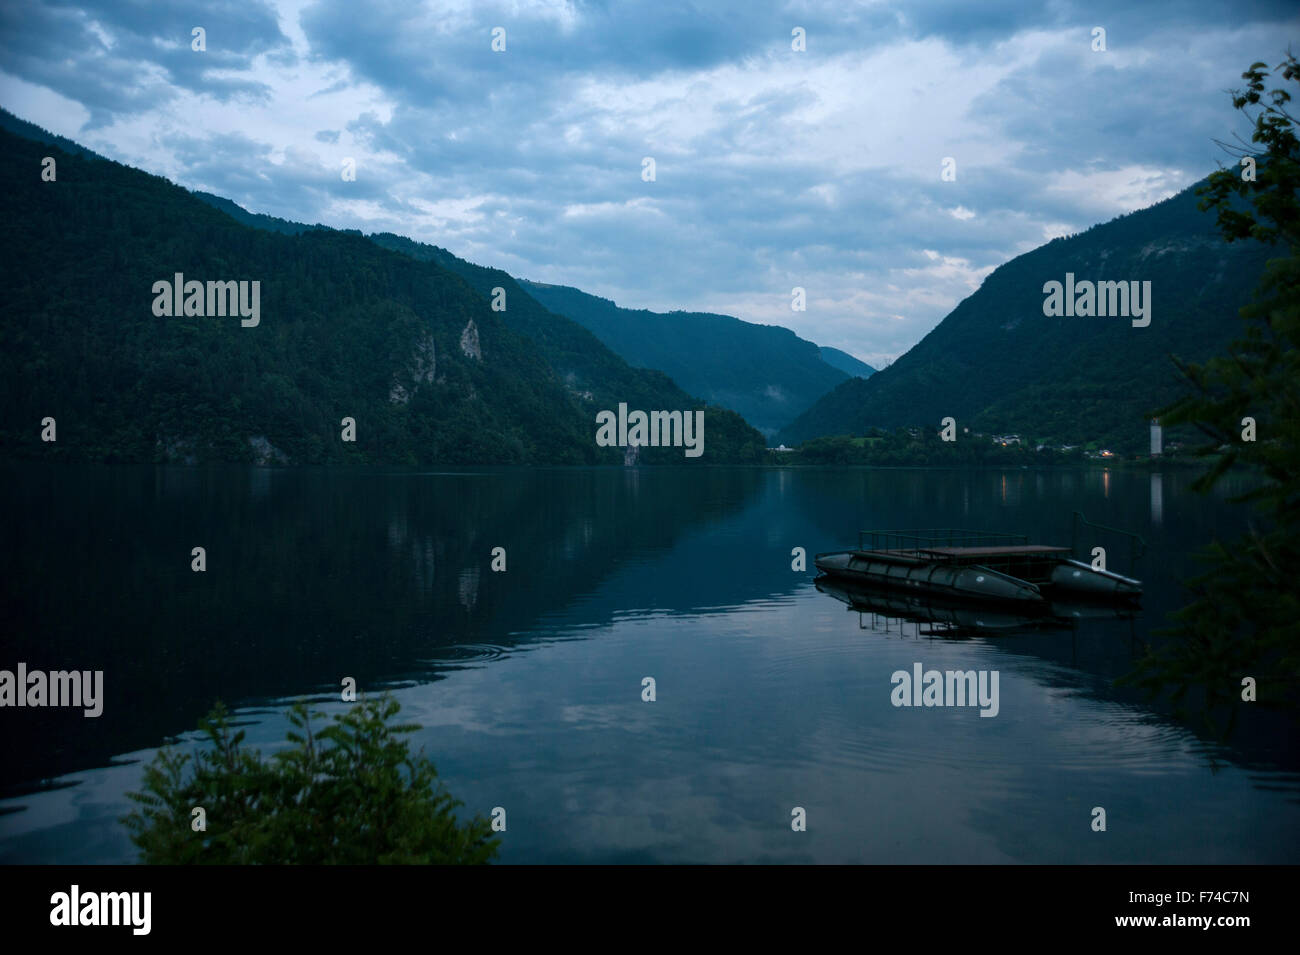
[{"xmin": 814, "ymin": 527, "xmax": 1142, "ymax": 605}]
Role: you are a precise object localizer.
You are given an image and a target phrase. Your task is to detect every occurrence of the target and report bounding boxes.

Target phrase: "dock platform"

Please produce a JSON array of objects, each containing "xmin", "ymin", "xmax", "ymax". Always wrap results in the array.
[{"xmin": 814, "ymin": 528, "xmax": 1142, "ymax": 604}]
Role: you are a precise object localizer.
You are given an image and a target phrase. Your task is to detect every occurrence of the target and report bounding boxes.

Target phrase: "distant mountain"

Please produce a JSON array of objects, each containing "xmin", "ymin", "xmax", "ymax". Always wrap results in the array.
[
  {"xmin": 818, "ymin": 346, "xmax": 875, "ymax": 379},
  {"xmin": 778, "ymin": 182, "xmax": 1274, "ymax": 451},
  {"xmin": 0, "ymin": 121, "xmax": 764, "ymax": 465},
  {"xmin": 517, "ymin": 280, "xmax": 851, "ymax": 437}
]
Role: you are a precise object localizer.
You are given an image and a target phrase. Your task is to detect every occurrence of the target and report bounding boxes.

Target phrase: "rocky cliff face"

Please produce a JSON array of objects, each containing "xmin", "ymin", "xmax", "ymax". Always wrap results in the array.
[
  {"xmin": 460, "ymin": 320, "xmax": 482, "ymax": 361},
  {"xmin": 390, "ymin": 331, "xmax": 438, "ymax": 404}
]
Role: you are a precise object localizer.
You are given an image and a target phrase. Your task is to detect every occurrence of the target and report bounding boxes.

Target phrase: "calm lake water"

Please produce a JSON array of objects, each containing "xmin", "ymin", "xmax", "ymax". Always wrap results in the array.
[{"xmin": 1, "ymin": 462, "xmax": 1297, "ymax": 863}]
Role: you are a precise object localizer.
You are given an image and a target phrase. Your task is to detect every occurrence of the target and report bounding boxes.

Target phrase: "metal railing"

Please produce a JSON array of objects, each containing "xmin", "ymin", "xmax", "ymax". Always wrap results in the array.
[
  {"xmin": 1069, "ymin": 511, "xmax": 1146, "ymax": 574},
  {"xmin": 857, "ymin": 528, "xmax": 1029, "ymax": 553}
]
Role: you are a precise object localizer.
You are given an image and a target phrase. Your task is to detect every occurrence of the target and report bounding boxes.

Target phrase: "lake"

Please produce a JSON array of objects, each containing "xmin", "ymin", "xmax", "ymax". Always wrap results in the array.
[{"xmin": 1, "ymin": 462, "xmax": 1297, "ymax": 863}]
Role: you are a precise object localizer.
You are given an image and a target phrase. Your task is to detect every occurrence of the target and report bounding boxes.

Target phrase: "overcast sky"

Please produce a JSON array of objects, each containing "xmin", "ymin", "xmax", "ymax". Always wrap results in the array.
[{"xmin": 2, "ymin": 1, "xmax": 1297, "ymax": 367}]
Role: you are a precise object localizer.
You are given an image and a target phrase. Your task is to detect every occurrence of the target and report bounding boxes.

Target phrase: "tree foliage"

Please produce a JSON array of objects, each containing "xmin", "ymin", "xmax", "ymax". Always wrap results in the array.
[
  {"xmin": 1128, "ymin": 53, "xmax": 1300, "ymax": 721},
  {"xmin": 123, "ymin": 696, "xmax": 499, "ymax": 864}
]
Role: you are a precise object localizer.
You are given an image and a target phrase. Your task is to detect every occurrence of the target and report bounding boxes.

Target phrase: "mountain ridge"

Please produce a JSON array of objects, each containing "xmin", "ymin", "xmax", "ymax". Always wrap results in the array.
[{"xmin": 818, "ymin": 346, "xmax": 876, "ymax": 379}]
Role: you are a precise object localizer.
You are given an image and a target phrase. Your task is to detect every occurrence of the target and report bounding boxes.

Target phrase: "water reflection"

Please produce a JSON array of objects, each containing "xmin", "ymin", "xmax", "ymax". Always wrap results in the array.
[
  {"xmin": 815, "ymin": 575, "xmax": 1137, "ymax": 638},
  {"xmin": 0, "ymin": 463, "xmax": 766, "ymax": 791},
  {"xmin": 1, "ymin": 463, "xmax": 1296, "ymax": 864}
]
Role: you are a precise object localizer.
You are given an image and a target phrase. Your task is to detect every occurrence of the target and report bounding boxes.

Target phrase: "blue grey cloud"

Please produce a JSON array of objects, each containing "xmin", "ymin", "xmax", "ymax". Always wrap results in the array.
[
  {"xmin": 0, "ymin": 0, "xmax": 288, "ymax": 125},
  {"xmin": 0, "ymin": 0, "xmax": 1297, "ymax": 365}
]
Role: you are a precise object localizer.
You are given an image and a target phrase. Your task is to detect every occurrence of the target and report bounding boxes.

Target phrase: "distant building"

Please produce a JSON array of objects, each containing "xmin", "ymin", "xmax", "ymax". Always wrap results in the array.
[{"xmin": 1150, "ymin": 418, "xmax": 1162, "ymax": 457}]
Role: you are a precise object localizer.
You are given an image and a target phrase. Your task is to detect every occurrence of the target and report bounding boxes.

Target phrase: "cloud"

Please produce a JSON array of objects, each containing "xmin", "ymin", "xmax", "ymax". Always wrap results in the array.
[
  {"xmin": 1, "ymin": 0, "xmax": 1297, "ymax": 365},
  {"xmin": 0, "ymin": 0, "xmax": 289, "ymax": 125}
]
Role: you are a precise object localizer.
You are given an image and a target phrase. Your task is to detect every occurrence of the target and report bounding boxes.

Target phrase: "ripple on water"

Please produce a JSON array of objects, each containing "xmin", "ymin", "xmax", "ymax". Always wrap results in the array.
[{"xmin": 418, "ymin": 643, "xmax": 514, "ymax": 668}]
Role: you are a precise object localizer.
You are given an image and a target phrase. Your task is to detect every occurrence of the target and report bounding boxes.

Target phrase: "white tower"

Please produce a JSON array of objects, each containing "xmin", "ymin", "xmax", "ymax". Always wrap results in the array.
[{"xmin": 1150, "ymin": 418, "xmax": 1162, "ymax": 457}]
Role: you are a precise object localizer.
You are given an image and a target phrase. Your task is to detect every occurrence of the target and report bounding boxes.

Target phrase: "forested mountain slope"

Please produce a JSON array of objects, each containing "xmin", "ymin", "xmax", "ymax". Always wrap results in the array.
[{"xmin": 778, "ymin": 182, "xmax": 1275, "ymax": 451}]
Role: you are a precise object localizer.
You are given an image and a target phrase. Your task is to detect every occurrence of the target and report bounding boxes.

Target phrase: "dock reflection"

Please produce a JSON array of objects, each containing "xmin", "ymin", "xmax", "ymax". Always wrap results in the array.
[{"xmin": 815, "ymin": 575, "xmax": 1139, "ymax": 639}]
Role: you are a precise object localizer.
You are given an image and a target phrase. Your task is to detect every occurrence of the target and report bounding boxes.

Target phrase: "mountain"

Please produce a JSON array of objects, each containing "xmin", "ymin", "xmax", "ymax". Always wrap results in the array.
[
  {"xmin": 181, "ymin": 195, "xmax": 762, "ymax": 437},
  {"xmin": 818, "ymin": 346, "xmax": 875, "ymax": 379},
  {"xmin": 777, "ymin": 182, "xmax": 1275, "ymax": 451},
  {"xmin": 0, "ymin": 120, "xmax": 764, "ymax": 465},
  {"xmin": 516, "ymin": 280, "xmax": 852, "ymax": 437},
  {"xmin": 182, "ymin": 214, "xmax": 765, "ymax": 463},
  {"xmin": 364, "ymin": 234, "xmax": 760, "ymax": 455}
]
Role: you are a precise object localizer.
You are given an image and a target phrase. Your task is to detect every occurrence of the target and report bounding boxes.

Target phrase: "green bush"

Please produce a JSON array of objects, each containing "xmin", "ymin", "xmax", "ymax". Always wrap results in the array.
[{"xmin": 123, "ymin": 696, "xmax": 499, "ymax": 864}]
